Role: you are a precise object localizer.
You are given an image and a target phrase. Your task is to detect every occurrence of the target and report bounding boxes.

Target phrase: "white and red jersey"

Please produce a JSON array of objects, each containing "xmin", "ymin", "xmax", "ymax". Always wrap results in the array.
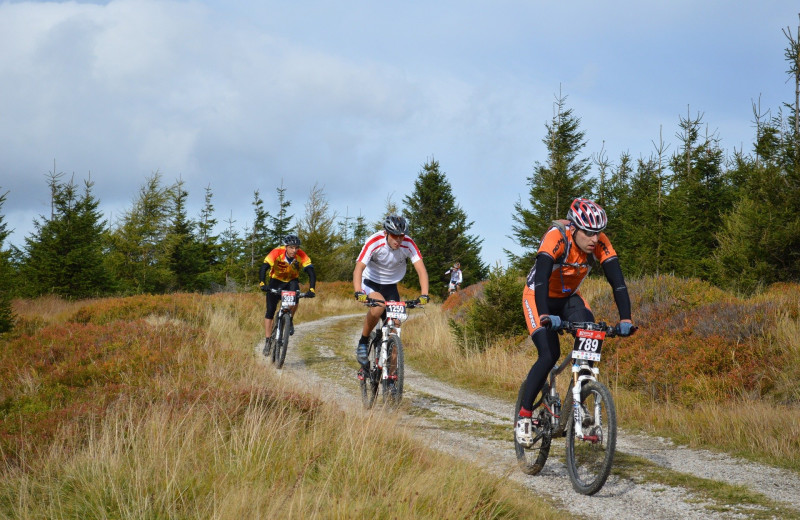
[{"xmin": 357, "ymin": 230, "xmax": 422, "ymax": 284}]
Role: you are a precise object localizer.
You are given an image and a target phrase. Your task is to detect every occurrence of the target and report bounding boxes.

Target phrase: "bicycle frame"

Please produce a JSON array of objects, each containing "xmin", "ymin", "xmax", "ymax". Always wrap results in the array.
[
  {"xmin": 270, "ymin": 289, "xmax": 299, "ymax": 342},
  {"xmin": 359, "ymin": 297, "xmax": 422, "ymax": 409},
  {"xmin": 547, "ymin": 321, "xmax": 614, "ymax": 439},
  {"xmin": 266, "ymin": 288, "xmax": 311, "ymax": 368},
  {"xmin": 368, "ymin": 299, "xmax": 415, "ymax": 381}
]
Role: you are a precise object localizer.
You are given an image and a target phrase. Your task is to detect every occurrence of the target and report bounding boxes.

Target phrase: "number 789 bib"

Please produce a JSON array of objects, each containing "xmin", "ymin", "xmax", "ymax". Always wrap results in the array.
[{"xmin": 571, "ymin": 328, "xmax": 605, "ymax": 362}]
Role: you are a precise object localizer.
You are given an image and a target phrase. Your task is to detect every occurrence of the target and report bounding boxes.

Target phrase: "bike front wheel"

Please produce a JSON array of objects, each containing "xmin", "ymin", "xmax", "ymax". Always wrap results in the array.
[
  {"xmin": 513, "ymin": 381, "xmax": 551, "ymax": 475},
  {"xmin": 360, "ymin": 339, "xmax": 379, "ymax": 409},
  {"xmin": 269, "ymin": 327, "xmax": 279, "ymax": 364},
  {"xmin": 382, "ymin": 335, "xmax": 404, "ymax": 408},
  {"xmin": 275, "ymin": 314, "xmax": 291, "ymax": 369},
  {"xmin": 565, "ymin": 380, "xmax": 617, "ymax": 495}
]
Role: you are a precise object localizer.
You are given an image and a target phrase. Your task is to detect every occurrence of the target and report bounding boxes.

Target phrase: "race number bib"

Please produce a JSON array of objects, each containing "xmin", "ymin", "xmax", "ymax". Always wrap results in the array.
[
  {"xmin": 571, "ymin": 328, "xmax": 605, "ymax": 362},
  {"xmin": 385, "ymin": 301, "xmax": 408, "ymax": 321},
  {"xmin": 281, "ymin": 290, "xmax": 297, "ymax": 306}
]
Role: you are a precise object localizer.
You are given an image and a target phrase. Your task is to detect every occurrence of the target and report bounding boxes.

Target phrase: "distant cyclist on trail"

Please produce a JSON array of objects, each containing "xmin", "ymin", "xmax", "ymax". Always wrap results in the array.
[
  {"xmin": 352, "ymin": 215, "xmax": 429, "ymax": 377},
  {"xmin": 515, "ymin": 198, "xmax": 636, "ymax": 448},
  {"xmin": 259, "ymin": 235, "xmax": 316, "ymax": 354},
  {"xmin": 444, "ymin": 262, "xmax": 463, "ymax": 295}
]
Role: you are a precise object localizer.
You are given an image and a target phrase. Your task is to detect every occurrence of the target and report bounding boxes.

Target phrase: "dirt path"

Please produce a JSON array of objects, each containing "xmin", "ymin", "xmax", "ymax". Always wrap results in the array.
[{"xmin": 258, "ymin": 314, "xmax": 800, "ymax": 520}]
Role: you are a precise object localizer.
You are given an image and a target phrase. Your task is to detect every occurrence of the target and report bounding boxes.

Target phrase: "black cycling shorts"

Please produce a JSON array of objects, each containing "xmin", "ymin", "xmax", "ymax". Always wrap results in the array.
[
  {"xmin": 265, "ymin": 278, "xmax": 300, "ymax": 318},
  {"xmin": 362, "ymin": 278, "xmax": 401, "ymax": 303}
]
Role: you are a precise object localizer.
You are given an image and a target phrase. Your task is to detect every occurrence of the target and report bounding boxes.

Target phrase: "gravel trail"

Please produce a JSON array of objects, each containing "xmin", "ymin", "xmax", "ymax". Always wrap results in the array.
[{"xmin": 257, "ymin": 314, "xmax": 800, "ymax": 520}]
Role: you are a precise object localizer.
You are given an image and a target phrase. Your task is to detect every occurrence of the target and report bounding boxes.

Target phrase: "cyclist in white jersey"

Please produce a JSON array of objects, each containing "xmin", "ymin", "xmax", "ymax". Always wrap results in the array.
[
  {"xmin": 445, "ymin": 262, "xmax": 463, "ymax": 294},
  {"xmin": 353, "ymin": 215, "xmax": 429, "ymax": 373}
]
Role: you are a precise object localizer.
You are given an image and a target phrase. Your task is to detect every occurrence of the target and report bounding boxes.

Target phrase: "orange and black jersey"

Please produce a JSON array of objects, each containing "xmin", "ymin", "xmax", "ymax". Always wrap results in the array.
[
  {"xmin": 258, "ymin": 247, "xmax": 316, "ymax": 288},
  {"xmin": 526, "ymin": 220, "xmax": 630, "ymax": 321},
  {"xmin": 526, "ymin": 220, "xmax": 617, "ymax": 296}
]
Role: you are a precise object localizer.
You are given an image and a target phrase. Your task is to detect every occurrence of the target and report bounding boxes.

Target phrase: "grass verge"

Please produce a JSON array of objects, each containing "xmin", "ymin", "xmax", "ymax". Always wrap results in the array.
[{"xmin": 1, "ymin": 291, "xmax": 566, "ymax": 519}]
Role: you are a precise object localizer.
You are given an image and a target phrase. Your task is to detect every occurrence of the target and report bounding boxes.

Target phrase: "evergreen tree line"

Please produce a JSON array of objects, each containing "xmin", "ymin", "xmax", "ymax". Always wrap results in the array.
[
  {"xmin": 0, "ymin": 160, "xmax": 488, "ymax": 311},
  {"xmin": 508, "ymin": 93, "xmax": 800, "ymax": 294},
  {"xmin": 509, "ymin": 27, "xmax": 800, "ymax": 295}
]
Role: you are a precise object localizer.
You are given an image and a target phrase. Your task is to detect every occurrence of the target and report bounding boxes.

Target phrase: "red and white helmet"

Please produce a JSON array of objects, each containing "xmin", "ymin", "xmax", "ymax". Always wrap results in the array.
[{"xmin": 566, "ymin": 198, "xmax": 607, "ymax": 233}]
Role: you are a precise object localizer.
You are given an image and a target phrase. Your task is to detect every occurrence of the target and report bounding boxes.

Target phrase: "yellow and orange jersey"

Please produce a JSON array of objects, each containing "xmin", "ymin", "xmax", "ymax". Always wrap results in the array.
[{"xmin": 263, "ymin": 247, "xmax": 312, "ymax": 282}]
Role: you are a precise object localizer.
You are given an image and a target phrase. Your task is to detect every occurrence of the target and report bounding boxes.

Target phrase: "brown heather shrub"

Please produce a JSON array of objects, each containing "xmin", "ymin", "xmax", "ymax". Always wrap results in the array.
[
  {"xmin": 434, "ymin": 275, "xmax": 800, "ymax": 405},
  {"xmin": 12, "ymin": 295, "xmax": 91, "ymax": 324},
  {"xmin": 691, "ymin": 301, "xmax": 780, "ymax": 342},
  {"xmin": 0, "ymin": 318, "xmax": 207, "ymax": 466},
  {"xmin": 441, "ymin": 282, "xmax": 483, "ymax": 316},
  {"xmin": 0, "ymin": 290, "xmax": 343, "ymax": 470},
  {"xmin": 69, "ymin": 293, "xmax": 205, "ymax": 326},
  {"xmin": 594, "ymin": 277, "xmax": 800, "ymax": 405},
  {"xmin": 10, "ymin": 314, "xmax": 47, "ymax": 336},
  {"xmin": 316, "ymin": 280, "xmax": 357, "ymax": 300}
]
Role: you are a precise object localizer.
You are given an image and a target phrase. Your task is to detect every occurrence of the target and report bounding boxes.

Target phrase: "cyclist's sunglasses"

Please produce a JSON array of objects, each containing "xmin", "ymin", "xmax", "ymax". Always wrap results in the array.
[
  {"xmin": 388, "ymin": 233, "xmax": 405, "ymax": 240},
  {"xmin": 581, "ymin": 229, "xmax": 600, "ymax": 238}
]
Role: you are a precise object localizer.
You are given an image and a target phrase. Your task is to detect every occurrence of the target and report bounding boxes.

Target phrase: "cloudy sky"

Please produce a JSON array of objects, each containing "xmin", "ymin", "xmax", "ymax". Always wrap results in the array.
[{"xmin": 1, "ymin": 0, "xmax": 798, "ymax": 267}]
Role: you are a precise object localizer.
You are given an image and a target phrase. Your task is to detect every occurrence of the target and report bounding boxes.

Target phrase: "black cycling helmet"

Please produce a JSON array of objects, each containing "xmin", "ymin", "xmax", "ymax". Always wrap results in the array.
[
  {"xmin": 383, "ymin": 215, "xmax": 408, "ymax": 235},
  {"xmin": 283, "ymin": 234, "xmax": 301, "ymax": 247}
]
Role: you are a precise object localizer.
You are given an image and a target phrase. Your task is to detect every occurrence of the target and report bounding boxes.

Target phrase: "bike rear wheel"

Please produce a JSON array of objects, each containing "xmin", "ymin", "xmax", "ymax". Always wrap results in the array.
[
  {"xmin": 382, "ymin": 335, "xmax": 404, "ymax": 407},
  {"xmin": 514, "ymin": 381, "xmax": 551, "ymax": 475},
  {"xmin": 275, "ymin": 314, "xmax": 291, "ymax": 369},
  {"xmin": 565, "ymin": 380, "xmax": 617, "ymax": 495}
]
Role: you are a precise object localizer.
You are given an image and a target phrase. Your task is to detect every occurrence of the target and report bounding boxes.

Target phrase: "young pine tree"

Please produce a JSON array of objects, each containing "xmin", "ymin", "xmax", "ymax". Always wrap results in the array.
[
  {"xmin": 714, "ymin": 111, "xmax": 800, "ymax": 291},
  {"xmin": 106, "ymin": 172, "xmax": 173, "ymax": 294},
  {"xmin": 509, "ymin": 92, "xmax": 594, "ymax": 270},
  {"xmin": 665, "ymin": 109, "xmax": 731, "ymax": 279},
  {"xmin": 20, "ymin": 175, "xmax": 111, "ymax": 298},
  {"xmin": 297, "ymin": 183, "xmax": 341, "ymax": 283},
  {"xmin": 269, "ymin": 180, "xmax": 294, "ymax": 247},
  {"xmin": 166, "ymin": 179, "xmax": 205, "ymax": 291},
  {"xmin": 250, "ymin": 190, "xmax": 271, "ymax": 259},
  {"xmin": 196, "ymin": 184, "xmax": 223, "ymax": 288},
  {"xmin": 402, "ymin": 158, "xmax": 487, "ymax": 298}
]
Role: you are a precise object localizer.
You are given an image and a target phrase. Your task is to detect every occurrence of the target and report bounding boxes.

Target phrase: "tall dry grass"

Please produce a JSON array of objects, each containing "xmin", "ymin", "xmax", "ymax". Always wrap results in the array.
[
  {"xmin": 3, "ymin": 384, "xmax": 545, "ymax": 519},
  {"xmin": 617, "ymin": 390, "xmax": 800, "ymax": 469},
  {"xmin": 404, "ymin": 304, "xmax": 535, "ymax": 397},
  {"xmin": 0, "ymin": 288, "xmax": 559, "ymax": 519}
]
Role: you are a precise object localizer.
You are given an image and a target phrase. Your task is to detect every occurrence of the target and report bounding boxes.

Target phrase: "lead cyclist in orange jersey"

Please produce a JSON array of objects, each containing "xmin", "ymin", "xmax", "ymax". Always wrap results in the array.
[{"xmin": 515, "ymin": 198, "xmax": 636, "ymax": 448}]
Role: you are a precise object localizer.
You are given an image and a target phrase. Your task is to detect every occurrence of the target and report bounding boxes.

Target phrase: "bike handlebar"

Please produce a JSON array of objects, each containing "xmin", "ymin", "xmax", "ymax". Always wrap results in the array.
[
  {"xmin": 548, "ymin": 320, "xmax": 638, "ymax": 338},
  {"xmin": 268, "ymin": 288, "xmax": 314, "ymax": 298},
  {"xmin": 362, "ymin": 297, "xmax": 423, "ymax": 308}
]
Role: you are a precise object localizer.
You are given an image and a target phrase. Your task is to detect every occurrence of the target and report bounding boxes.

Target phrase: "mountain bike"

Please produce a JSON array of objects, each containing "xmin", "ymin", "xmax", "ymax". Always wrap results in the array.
[
  {"xmin": 263, "ymin": 289, "xmax": 312, "ymax": 369},
  {"xmin": 359, "ymin": 297, "xmax": 423, "ymax": 409},
  {"xmin": 514, "ymin": 320, "xmax": 634, "ymax": 495}
]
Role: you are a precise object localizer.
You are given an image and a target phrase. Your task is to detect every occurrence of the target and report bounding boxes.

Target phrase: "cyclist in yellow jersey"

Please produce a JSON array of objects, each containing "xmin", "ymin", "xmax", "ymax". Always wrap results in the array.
[{"xmin": 258, "ymin": 235, "xmax": 316, "ymax": 348}]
